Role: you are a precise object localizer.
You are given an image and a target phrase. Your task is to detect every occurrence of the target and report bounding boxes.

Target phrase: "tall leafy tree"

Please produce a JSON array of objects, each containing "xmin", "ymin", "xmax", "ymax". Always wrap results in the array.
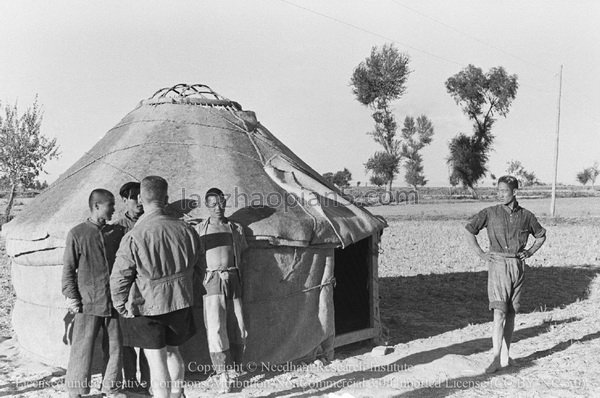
[
  {"xmin": 445, "ymin": 65, "xmax": 518, "ymax": 197},
  {"xmin": 400, "ymin": 115, "xmax": 434, "ymax": 190},
  {"xmin": 350, "ymin": 43, "xmax": 411, "ymax": 191},
  {"xmin": 0, "ymin": 98, "xmax": 59, "ymax": 220}
]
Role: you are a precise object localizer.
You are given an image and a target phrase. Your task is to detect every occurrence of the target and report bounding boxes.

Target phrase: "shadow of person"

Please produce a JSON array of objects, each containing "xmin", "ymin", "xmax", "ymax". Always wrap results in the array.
[
  {"xmin": 392, "ymin": 330, "xmax": 600, "ymax": 398},
  {"xmin": 230, "ymin": 205, "xmax": 276, "ymax": 235},
  {"xmin": 258, "ymin": 317, "xmax": 581, "ymax": 398},
  {"xmin": 380, "ymin": 265, "xmax": 600, "ymax": 344},
  {"xmin": 260, "ymin": 267, "xmax": 600, "ymax": 398},
  {"xmin": 166, "ymin": 198, "xmax": 200, "ymax": 218}
]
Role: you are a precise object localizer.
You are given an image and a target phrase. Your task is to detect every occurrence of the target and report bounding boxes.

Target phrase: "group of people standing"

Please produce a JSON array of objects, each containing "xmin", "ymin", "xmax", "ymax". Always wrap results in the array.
[
  {"xmin": 61, "ymin": 176, "xmax": 247, "ymax": 398},
  {"xmin": 59, "ymin": 173, "xmax": 548, "ymax": 397}
]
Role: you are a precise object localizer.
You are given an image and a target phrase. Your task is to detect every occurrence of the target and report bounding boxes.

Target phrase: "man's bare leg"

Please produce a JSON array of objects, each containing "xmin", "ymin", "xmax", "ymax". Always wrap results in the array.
[
  {"xmin": 144, "ymin": 347, "xmax": 170, "ymax": 398},
  {"xmin": 232, "ymin": 298, "xmax": 247, "ymax": 345},
  {"xmin": 166, "ymin": 346, "xmax": 185, "ymax": 397},
  {"xmin": 486, "ymin": 309, "xmax": 505, "ymax": 374},
  {"xmin": 501, "ymin": 312, "xmax": 516, "ymax": 367}
]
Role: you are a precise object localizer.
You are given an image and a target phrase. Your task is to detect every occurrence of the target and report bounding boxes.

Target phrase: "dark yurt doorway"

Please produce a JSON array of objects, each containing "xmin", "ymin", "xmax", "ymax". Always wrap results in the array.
[{"xmin": 333, "ymin": 236, "xmax": 373, "ymax": 341}]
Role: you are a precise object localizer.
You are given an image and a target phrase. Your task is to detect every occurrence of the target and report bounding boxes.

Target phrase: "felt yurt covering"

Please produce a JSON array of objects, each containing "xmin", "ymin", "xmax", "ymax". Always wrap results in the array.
[{"xmin": 2, "ymin": 84, "xmax": 387, "ymax": 369}]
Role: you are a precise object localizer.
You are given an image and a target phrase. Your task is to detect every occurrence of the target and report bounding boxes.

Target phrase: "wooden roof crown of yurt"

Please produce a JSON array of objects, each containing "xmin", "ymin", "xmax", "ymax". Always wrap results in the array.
[{"xmin": 2, "ymin": 84, "xmax": 387, "ymax": 368}]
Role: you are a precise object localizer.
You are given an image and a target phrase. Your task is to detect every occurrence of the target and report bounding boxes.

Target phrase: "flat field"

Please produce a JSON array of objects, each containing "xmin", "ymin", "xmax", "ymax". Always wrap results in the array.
[{"xmin": 0, "ymin": 196, "xmax": 599, "ymax": 397}]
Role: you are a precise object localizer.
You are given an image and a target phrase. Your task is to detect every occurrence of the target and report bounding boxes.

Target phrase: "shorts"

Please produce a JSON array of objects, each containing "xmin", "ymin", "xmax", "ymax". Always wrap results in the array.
[
  {"xmin": 204, "ymin": 269, "xmax": 242, "ymax": 298},
  {"xmin": 120, "ymin": 307, "xmax": 196, "ymax": 349},
  {"xmin": 487, "ymin": 255, "xmax": 525, "ymax": 314}
]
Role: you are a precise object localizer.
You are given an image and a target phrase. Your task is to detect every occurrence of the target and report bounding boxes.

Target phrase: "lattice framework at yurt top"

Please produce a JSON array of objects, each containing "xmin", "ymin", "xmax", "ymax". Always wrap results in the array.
[{"xmin": 143, "ymin": 83, "xmax": 242, "ymax": 110}]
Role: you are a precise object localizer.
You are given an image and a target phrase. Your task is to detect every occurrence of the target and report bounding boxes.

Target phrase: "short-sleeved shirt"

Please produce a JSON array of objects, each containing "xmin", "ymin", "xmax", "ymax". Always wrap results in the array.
[{"xmin": 465, "ymin": 200, "xmax": 546, "ymax": 255}]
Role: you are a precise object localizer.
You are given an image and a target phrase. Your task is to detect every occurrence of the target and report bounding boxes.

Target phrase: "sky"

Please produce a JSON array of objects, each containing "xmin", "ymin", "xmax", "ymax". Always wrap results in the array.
[{"xmin": 1, "ymin": 0, "xmax": 599, "ymax": 187}]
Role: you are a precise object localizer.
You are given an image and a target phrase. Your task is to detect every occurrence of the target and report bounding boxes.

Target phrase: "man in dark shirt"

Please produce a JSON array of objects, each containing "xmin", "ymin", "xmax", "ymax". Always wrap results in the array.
[
  {"xmin": 114, "ymin": 181, "xmax": 144, "ymax": 232},
  {"xmin": 465, "ymin": 175, "xmax": 546, "ymax": 373},
  {"xmin": 62, "ymin": 189, "xmax": 125, "ymax": 398},
  {"xmin": 113, "ymin": 181, "xmax": 149, "ymax": 393}
]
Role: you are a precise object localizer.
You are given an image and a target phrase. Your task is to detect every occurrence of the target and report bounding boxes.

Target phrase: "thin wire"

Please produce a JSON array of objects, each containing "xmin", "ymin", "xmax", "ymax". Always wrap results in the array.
[
  {"xmin": 277, "ymin": 0, "xmax": 463, "ymax": 67},
  {"xmin": 277, "ymin": 0, "xmax": 556, "ymax": 96},
  {"xmin": 389, "ymin": 0, "xmax": 556, "ymax": 75}
]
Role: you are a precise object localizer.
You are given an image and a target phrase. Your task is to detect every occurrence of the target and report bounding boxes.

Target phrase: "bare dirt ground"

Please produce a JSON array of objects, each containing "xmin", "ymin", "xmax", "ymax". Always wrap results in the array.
[{"xmin": 1, "ymin": 196, "xmax": 599, "ymax": 397}]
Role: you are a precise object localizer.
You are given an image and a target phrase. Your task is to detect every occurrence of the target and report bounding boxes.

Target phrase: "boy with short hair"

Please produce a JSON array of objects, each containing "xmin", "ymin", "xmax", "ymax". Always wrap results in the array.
[
  {"xmin": 196, "ymin": 187, "xmax": 248, "ymax": 393},
  {"xmin": 62, "ymin": 189, "xmax": 126, "ymax": 398},
  {"xmin": 465, "ymin": 175, "xmax": 547, "ymax": 373}
]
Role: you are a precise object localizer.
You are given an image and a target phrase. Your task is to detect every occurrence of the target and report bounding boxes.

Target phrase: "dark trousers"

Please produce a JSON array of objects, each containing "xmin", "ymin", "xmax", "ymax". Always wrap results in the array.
[
  {"xmin": 65, "ymin": 312, "xmax": 122, "ymax": 395},
  {"xmin": 122, "ymin": 346, "xmax": 150, "ymax": 389}
]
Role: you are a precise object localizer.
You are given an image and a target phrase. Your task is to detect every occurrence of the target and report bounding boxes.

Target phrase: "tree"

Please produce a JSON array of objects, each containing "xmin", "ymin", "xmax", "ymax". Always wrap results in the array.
[
  {"xmin": 351, "ymin": 43, "xmax": 411, "ymax": 192},
  {"xmin": 445, "ymin": 65, "xmax": 518, "ymax": 197},
  {"xmin": 0, "ymin": 98, "xmax": 59, "ymax": 220},
  {"xmin": 323, "ymin": 168, "xmax": 352, "ymax": 188},
  {"xmin": 506, "ymin": 160, "xmax": 540, "ymax": 187},
  {"xmin": 589, "ymin": 162, "xmax": 600, "ymax": 189},
  {"xmin": 448, "ymin": 169, "xmax": 460, "ymax": 195},
  {"xmin": 576, "ymin": 169, "xmax": 592, "ymax": 186},
  {"xmin": 447, "ymin": 134, "xmax": 489, "ymax": 197},
  {"xmin": 400, "ymin": 115, "xmax": 434, "ymax": 190},
  {"xmin": 25, "ymin": 179, "xmax": 49, "ymax": 191},
  {"xmin": 370, "ymin": 175, "xmax": 386, "ymax": 187},
  {"xmin": 333, "ymin": 168, "xmax": 352, "ymax": 188},
  {"xmin": 577, "ymin": 163, "xmax": 599, "ymax": 188},
  {"xmin": 364, "ymin": 151, "xmax": 399, "ymax": 190},
  {"xmin": 322, "ymin": 172, "xmax": 335, "ymax": 186}
]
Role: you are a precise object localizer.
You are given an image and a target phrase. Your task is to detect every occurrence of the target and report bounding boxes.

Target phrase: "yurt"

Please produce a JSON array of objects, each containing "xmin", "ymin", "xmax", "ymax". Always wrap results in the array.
[{"xmin": 2, "ymin": 84, "xmax": 387, "ymax": 368}]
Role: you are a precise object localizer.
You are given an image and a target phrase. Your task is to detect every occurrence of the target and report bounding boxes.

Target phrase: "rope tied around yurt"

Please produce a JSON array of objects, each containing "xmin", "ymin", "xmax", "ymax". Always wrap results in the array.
[
  {"xmin": 107, "ymin": 118, "xmax": 249, "ymax": 133},
  {"xmin": 245, "ymin": 277, "xmax": 336, "ymax": 305},
  {"xmin": 50, "ymin": 139, "xmax": 264, "ymax": 191}
]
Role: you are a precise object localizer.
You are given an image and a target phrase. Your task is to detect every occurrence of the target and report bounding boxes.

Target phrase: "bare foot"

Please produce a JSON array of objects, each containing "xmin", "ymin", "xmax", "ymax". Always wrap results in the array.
[
  {"xmin": 485, "ymin": 359, "xmax": 502, "ymax": 374},
  {"xmin": 501, "ymin": 357, "xmax": 518, "ymax": 367}
]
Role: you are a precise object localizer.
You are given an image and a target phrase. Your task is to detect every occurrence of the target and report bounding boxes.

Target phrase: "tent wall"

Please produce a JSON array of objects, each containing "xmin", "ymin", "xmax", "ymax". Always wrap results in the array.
[
  {"xmin": 180, "ymin": 245, "xmax": 335, "ymax": 367},
  {"xmin": 9, "ymin": 244, "xmax": 336, "ymax": 369}
]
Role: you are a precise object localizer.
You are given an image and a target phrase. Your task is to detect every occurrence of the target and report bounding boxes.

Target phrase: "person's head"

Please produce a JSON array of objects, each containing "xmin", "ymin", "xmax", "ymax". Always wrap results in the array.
[
  {"xmin": 88, "ymin": 189, "xmax": 115, "ymax": 222},
  {"xmin": 205, "ymin": 188, "xmax": 226, "ymax": 219},
  {"xmin": 497, "ymin": 175, "xmax": 519, "ymax": 205},
  {"xmin": 140, "ymin": 176, "xmax": 169, "ymax": 209},
  {"xmin": 119, "ymin": 181, "xmax": 143, "ymax": 217}
]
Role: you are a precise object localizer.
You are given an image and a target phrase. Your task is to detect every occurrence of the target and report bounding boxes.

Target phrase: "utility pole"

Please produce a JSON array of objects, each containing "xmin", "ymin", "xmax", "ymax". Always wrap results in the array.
[{"xmin": 550, "ymin": 65, "xmax": 563, "ymax": 217}]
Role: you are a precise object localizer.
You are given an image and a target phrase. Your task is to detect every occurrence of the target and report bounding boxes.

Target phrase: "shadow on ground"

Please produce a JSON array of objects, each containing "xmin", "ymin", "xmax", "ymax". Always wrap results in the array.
[
  {"xmin": 393, "ymin": 330, "xmax": 600, "ymax": 398},
  {"xmin": 261, "ymin": 317, "xmax": 585, "ymax": 398},
  {"xmin": 380, "ymin": 265, "xmax": 600, "ymax": 344}
]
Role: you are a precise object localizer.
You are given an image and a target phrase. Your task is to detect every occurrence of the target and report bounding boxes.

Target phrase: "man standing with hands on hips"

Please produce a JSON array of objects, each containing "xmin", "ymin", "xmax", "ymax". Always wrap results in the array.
[{"xmin": 464, "ymin": 175, "xmax": 546, "ymax": 373}]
